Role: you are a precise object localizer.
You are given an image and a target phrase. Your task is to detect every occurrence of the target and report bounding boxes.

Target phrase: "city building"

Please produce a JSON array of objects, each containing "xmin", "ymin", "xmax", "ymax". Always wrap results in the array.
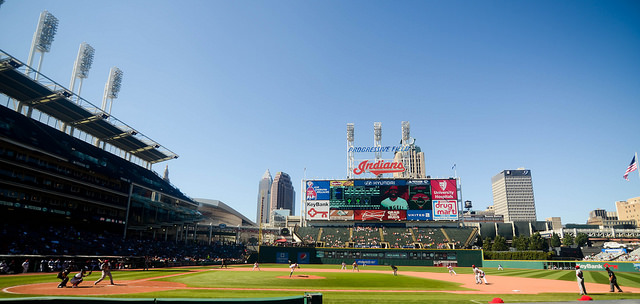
[
  {"xmin": 393, "ymin": 143, "xmax": 426, "ymax": 179},
  {"xmin": 270, "ymin": 172, "xmax": 295, "ymax": 217},
  {"xmin": 546, "ymin": 217, "xmax": 563, "ymax": 231},
  {"xmin": 256, "ymin": 169, "xmax": 272, "ymax": 224},
  {"xmin": 616, "ymin": 197, "xmax": 640, "ymax": 228},
  {"xmin": 270, "ymin": 208, "xmax": 291, "ymax": 228},
  {"xmin": 585, "ymin": 208, "xmax": 634, "ymax": 227},
  {"xmin": 491, "ymin": 168, "xmax": 537, "ymax": 222}
]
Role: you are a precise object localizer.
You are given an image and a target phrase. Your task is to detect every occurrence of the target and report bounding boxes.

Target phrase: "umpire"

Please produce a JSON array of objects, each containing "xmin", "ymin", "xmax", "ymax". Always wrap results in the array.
[{"xmin": 605, "ymin": 267, "xmax": 623, "ymax": 293}]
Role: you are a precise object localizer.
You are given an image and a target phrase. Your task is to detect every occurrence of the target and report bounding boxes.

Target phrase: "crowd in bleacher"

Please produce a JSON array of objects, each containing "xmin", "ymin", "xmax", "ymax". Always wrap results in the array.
[
  {"xmin": 322, "ymin": 228, "xmax": 350, "ymax": 247},
  {"xmin": 0, "ymin": 223, "xmax": 248, "ymax": 274},
  {"xmin": 583, "ymin": 247, "xmax": 640, "ymax": 261},
  {"xmin": 353, "ymin": 226, "xmax": 381, "ymax": 248},
  {"xmin": 296, "ymin": 226, "xmax": 473, "ymax": 249}
]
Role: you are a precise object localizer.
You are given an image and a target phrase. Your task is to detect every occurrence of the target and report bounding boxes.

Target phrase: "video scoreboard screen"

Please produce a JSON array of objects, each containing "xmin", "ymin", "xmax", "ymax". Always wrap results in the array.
[{"xmin": 305, "ymin": 179, "xmax": 458, "ymax": 221}]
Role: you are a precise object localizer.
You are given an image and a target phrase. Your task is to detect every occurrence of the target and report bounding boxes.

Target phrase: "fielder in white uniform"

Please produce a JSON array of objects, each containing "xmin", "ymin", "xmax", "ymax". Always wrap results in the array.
[
  {"xmin": 94, "ymin": 259, "xmax": 114, "ymax": 285},
  {"xmin": 448, "ymin": 265, "xmax": 456, "ymax": 275}
]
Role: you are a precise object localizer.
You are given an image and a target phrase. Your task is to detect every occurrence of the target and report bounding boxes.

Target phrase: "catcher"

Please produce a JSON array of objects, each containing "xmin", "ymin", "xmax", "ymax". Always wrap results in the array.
[{"xmin": 70, "ymin": 268, "xmax": 92, "ymax": 287}]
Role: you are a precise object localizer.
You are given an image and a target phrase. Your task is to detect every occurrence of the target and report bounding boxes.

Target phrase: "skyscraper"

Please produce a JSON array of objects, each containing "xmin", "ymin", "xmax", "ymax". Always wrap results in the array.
[
  {"xmin": 270, "ymin": 172, "xmax": 296, "ymax": 217},
  {"xmin": 392, "ymin": 144, "xmax": 426, "ymax": 179},
  {"xmin": 256, "ymin": 169, "xmax": 272, "ymax": 224},
  {"xmin": 491, "ymin": 168, "xmax": 537, "ymax": 222}
]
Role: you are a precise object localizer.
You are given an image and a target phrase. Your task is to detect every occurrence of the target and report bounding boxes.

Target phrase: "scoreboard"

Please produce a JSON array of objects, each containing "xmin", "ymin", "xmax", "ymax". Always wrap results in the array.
[{"xmin": 305, "ymin": 179, "xmax": 458, "ymax": 221}]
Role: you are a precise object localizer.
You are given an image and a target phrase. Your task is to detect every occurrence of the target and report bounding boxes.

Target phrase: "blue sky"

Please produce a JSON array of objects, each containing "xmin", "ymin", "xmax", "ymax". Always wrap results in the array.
[{"xmin": 1, "ymin": 1, "xmax": 639, "ymax": 225}]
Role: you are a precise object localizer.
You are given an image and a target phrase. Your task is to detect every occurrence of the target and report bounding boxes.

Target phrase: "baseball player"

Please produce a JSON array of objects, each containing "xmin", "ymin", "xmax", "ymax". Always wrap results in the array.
[
  {"xmin": 352, "ymin": 261, "xmax": 359, "ymax": 272},
  {"xmin": 289, "ymin": 263, "xmax": 299, "ymax": 277},
  {"xmin": 391, "ymin": 265, "xmax": 398, "ymax": 276},
  {"xmin": 472, "ymin": 265, "xmax": 481, "ymax": 284},
  {"xmin": 70, "ymin": 269, "xmax": 91, "ymax": 287},
  {"xmin": 497, "ymin": 264, "xmax": 503, "ymax": 271},
  {"xmin": 576, "ymin": 265, "xmax": 587, "ymax": 295},
  {"xmin": 341, "ymin": 261, "xmax": 347, "ymax": 270},
  {"xmin": 606, "ymin": 267, "xmax": 623, "ymax": 292},
  {"xmin": 57, "ymin": 269, "xmax": 70, "ymax": 288},
  {"xmin": 478, "ymin": 268, "xmax": 489, "ymax": 284},
  {"xmin": 447, "ymin": 265, "xmax": 456, "ymax": 275},
  {"xmin": 94, "ymin": 259, "xmax": 114, "ymax": 285},
  {"xmin": 253, "ymin": 262, "xmax": 260, "ymax": 271}
]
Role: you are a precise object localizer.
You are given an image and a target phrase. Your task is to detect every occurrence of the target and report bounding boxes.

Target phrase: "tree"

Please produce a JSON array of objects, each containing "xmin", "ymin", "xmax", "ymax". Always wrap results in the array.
[
  {"xmin": 492, "ymin": 235, "xmax": 508, "ymax": 251},
  {"xmin": 529, "ymin": 232, "xmax": 546, "ymax": 251},
  {"xmin": 562, "ymin": 234, "xmax": 574, "ymax": 246},
  {"xmin": 483, "ymin": 237, "xmax": 493, "ymax": 251},
  {"xmin": 550, "ymin": 233, "xmax": 561, "ymax": 247},
  {"xmin": 513, "ymin": 235, "xmax": 529, "ymax": 251},
  {"xmin": 575, "ymin": 233, "xmax": 589, "ymax": 247}
]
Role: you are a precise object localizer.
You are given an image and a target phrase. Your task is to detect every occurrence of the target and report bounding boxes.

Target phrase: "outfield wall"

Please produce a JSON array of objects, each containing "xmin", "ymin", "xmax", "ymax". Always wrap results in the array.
[
  {"xmin": 483, "ymin": 260, "xmax": 640, "ymax": 273},
  {"xmin": 257, "ymin": 246, "xmax": 482, "ymax": 267}
]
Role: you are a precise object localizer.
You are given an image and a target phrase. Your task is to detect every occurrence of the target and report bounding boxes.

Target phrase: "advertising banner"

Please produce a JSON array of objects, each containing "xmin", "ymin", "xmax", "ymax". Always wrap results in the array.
[
  {"xmin": 407, "ymin": 210, "xmax": 432, "ymax": 221},
  {"xmin": 306, "ymin": 201, "xmax": 330, "ymax": 220},
  {"xmin": 354, "ymin": 210, "xmax": 386, "ymax": 221},
  {"xmin": 432, "ymin": 200, "xmax": 458, "ymax": 221},
  {"xmin": 329, "ymin": 209, "xmax": 354, "ymax": 220},
  {"xmin": 354, "ymin": 210, "xmax": 407, "ymax": 221},
  {"xmin": 306, "ymin": 180, "xmax": 330, "ymax": 200},
  {"xmin": 432, "ymin": 179, "xmax": 457, "ymax": 200},
  {"xmin": 276, "ymin": 252, "xmax": 289, "ymax": 264},
  {"xmin": 298, "ymin": 252, "xmax": 310, "ymax": 264}
]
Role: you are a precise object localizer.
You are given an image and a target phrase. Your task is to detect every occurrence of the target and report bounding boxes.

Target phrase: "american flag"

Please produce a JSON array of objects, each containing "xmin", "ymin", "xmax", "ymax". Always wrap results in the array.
[{"xmin": 623, "ymin": 155, "xmax": 638, "ymax": 181}]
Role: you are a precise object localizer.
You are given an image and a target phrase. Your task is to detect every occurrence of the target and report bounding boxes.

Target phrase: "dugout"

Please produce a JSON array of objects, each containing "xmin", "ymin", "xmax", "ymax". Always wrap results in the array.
[{"xmin": 257, "ymin": 246, "xmax": 482, "ymax": 267}]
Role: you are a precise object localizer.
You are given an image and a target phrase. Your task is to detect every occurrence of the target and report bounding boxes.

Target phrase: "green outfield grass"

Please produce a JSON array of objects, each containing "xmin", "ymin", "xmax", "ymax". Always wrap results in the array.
[{"xmin": 1, "ymin": 265, "xmax": 640, "ymax": 303}]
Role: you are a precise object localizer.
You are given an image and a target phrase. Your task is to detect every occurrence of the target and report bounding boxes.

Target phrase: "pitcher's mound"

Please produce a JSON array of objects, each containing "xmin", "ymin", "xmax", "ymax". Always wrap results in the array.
[{"xmin": 277, "ymin": 275, "xmax": 325, "ymax": 279}]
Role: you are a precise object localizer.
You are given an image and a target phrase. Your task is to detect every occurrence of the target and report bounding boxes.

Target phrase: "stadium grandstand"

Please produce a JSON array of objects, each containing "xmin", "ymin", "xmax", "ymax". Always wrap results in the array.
[
  {"xmin": 0, "ymin": 48, "xmax": 261, "ymax": 272},
  {"xmin": 292, "ymin": 226, "xmax": 478, "ymax": 250}
]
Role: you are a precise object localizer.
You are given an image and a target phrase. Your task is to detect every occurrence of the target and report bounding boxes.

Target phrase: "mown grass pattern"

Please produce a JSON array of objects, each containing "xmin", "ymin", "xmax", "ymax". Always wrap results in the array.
[{"xmin": 1, "ymin": 265, "xmax": 640, "ymax": 303}]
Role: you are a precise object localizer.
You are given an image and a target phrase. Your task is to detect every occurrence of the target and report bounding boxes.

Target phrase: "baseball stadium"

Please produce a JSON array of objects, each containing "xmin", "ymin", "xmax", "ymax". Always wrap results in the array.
[{"xmin": 2, "ymin": 8, "xmax": 640, "ymax": 304}]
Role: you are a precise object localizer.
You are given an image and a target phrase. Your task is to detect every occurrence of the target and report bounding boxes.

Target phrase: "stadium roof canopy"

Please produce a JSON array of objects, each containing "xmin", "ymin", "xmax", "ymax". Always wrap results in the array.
[
  {"xmin": 195, "ymin": 198, "xmax": 257, "ymax": 227},
  {"xmin": 0, "ymin": 50, "xmax": 177, "ymax": 164}
]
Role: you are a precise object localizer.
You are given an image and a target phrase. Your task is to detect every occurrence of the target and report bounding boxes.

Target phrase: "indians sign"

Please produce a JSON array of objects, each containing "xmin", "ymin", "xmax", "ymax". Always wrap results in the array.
[{"xmin": 353, "ymin": 160, "xmax": 405, "ymax": 175}]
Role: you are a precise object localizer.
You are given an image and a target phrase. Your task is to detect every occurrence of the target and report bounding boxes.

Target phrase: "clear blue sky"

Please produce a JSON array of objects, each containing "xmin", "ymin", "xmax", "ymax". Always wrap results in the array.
[{"xmin": 1, "ymin": 1, "xmax": 639, "ymax": 225}]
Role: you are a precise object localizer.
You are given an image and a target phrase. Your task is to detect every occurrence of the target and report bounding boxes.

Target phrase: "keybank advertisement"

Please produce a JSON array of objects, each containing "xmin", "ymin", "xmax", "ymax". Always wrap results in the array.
[
  {"xmin": 575, "ymin": 262, "xmax": 640, "ymax": 272},
  {"xmin": 306, "ymin": 201, "xmax": 330, "ymax": 220}
]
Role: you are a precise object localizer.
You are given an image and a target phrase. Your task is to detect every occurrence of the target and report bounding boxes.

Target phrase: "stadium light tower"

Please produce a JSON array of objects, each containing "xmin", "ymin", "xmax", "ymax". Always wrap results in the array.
[
  {"xmin": 347, "ymin": 123, "xmax": 355, "ymax": 178},
  {"xmin": 401, "ymin": 121, "xmax": 411, "ymax": 178},
  {"xmin": 69, "ymin": 42, "xmax": 95, "ymax": 101},
  {"xmin": 101, "ymin": 67, "xmax": 123, "ymax": 116},
  {"xmin": 374, "ymin": 122, "xmax": 382, "ymax": 162},
  {"xmin": 26, "ymin": 10, "xmax": 59, "ymax": 80}
]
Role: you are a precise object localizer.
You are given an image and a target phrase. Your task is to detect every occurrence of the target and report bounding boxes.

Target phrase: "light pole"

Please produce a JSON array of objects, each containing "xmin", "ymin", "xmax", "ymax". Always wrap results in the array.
[
  {"xmin": 70, "ymin": 42, "xmax": 95, "ymax": 100},
  {"xmin": 26, "ymin": 10, "xmax": 58, "ymax": 80}
]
